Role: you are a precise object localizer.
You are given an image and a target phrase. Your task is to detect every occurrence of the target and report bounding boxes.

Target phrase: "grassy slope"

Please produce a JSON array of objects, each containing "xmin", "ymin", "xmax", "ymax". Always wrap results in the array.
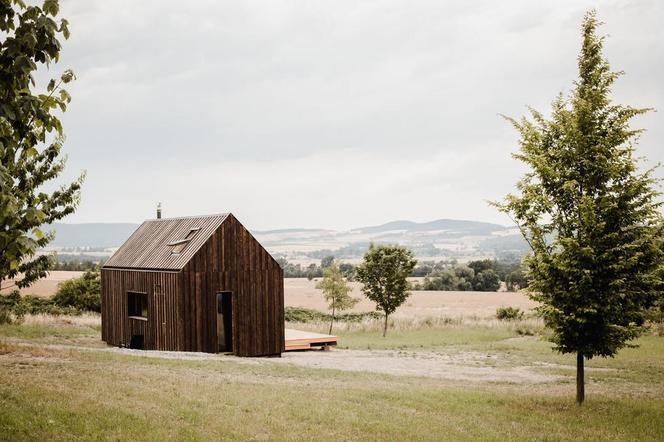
[{"xmin": 1, "ymin": 320, "xmax": 663, "ymax": 441}]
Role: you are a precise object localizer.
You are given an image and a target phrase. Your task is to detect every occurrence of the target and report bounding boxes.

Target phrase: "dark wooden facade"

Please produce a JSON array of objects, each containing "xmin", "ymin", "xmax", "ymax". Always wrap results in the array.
[{"xmin": 101, "ymin": 214, "xmax": 284, "ymax": 357}]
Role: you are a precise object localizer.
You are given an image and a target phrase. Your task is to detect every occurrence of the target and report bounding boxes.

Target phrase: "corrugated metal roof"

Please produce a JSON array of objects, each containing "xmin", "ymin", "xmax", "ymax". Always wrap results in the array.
[{"xmin": 103, "ymin": 214, "xmax": 229, "ymax": 270}]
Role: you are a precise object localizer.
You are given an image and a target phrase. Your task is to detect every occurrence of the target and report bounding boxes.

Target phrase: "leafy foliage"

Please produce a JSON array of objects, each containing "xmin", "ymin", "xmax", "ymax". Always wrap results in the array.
[
  {"xmin": 0, "ymin": 0, "xmax": 83, "ymax": 291},
  {"xmin": 283, "ymin": 306, "xmax": 381, "ymax": 323},
  {"xmin": 355, "ymin": 244, "xmax": 417, "ymax": 336},
  {"xmin": 52, "ymin": 270, "xmax": 101, "ymax": 312},
  {"xmin": 496, "ymin": 306, "xmax": 524, "ymax": 321},
  {"xmin": 494, "ymin": 10, "xmax": 664, "ymax": 402},
  {"xmin": 0, "ymin": 288, "xmax": 83, "ymax": 320},
  {"xmin": 0, "ymin": 270, "xmax": 101, "ymax": 320},
  {"xmin": 415, "ymin": 262, "xmax": 502, "ymax": 291},
  {"xmin": 316, "ymin": 261, "xmax": 358, "ymax": 333}
]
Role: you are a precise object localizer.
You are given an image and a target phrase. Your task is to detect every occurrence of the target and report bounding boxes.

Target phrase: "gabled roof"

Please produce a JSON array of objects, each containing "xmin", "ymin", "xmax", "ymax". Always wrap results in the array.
[{"xmin": 103, "ymin": 214, "xmax": 229, "ymax": 271}]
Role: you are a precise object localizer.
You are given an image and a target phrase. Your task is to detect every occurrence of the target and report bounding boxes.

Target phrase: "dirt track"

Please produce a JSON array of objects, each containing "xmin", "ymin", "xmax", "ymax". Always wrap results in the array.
[{"xmin": 9, "ymin": 340, "xmax": 560, "ymax": 385}]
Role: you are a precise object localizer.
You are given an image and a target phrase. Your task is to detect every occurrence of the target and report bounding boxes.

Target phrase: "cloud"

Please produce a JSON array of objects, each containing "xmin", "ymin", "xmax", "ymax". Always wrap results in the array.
[{"xmin": 44, "ymin": 0, "xmax": 664, "ymax": 228}]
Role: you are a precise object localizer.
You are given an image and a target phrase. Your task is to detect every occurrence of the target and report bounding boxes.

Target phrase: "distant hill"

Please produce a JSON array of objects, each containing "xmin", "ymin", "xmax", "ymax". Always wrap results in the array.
[
  {"xmin": 40, "ymin": 218, "xmax": 526, "ymax": 261},
  {"xmin": 44, "ymin": 223, "xmax": 139, "ymax": 248},
  {"xmin": 352, "ymin": 219, "xmax": 508, "ymax": 236}
]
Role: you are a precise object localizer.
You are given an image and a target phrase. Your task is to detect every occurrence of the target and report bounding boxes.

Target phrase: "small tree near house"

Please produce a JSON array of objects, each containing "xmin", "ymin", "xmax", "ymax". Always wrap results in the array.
[
  {"xmin": 316, "ymin": 261, "xmax": 358, "ymax": 334},
  {"xmin": 494, "ymin": 11, "xmax": 664, "ymax": 405},
  {"xmin": 356, "ymin": 244, "xmax": 417, "ymax": 337}
]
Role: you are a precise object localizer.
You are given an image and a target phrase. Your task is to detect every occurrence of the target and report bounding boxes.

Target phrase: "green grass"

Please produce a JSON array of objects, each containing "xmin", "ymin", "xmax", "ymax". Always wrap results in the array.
[
  {"xmin": 336, "ymin": 326, "xmax": 516, "ymax": 350},
  {"xmin": 0, "ymin": 323, "xmax": 98, "ymax": 341},
  {"xmin": 1, "ymin": 317, "xmax": 664, "ymax": 441},
  {"xmin": 1, "ymin": 346, "xmax": 663, "ymax": 441}
]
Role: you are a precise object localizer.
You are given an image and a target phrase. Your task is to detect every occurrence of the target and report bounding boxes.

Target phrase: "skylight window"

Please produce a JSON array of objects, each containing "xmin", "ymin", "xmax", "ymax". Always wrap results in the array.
[{"xmin": 168, "ymin": 228, "xmax": 200, "ymax": 255}]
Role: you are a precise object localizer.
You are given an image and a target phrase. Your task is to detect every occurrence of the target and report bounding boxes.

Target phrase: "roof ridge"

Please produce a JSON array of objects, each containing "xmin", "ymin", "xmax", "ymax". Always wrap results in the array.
[
  {"xmin": 102, "ymin": 214, "xmax": 230, "ymax": 270},
  {"xmin": 144, "ymin": 213, "xmax": 230, "ymax": 222}
]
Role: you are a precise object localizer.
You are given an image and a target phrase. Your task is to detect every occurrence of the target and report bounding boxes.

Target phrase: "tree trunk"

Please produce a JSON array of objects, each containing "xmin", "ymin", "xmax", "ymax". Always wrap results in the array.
[
  {"xmin": 383, "ymin": 313, "xmax": 389, "ymax": 337},
  {"xmin": 576, "ymin": 352, "xmax": 585, "ymax": 405},
  {"xmin": 329, "ymin": 306, "xmax": 335, "ymax": 335}
]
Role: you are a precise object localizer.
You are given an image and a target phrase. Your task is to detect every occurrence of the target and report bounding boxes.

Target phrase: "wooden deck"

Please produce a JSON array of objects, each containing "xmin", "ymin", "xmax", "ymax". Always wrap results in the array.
[{"xmin": 284, "ymin": 329, "xmax": 338, "ymax": 351}]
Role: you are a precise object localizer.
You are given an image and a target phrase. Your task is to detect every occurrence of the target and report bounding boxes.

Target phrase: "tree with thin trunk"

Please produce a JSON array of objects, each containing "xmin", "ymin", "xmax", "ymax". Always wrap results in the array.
[
  {"xmin": 493, "ymin": 10, "xmax": 664, "ymax": 405},
  {"xmin": 356, "ymin": 244, "xmax": 417, "ymax": 337},
  {"xmin": 0, "ymin": 0, "xmax": 83, "ymax": 292},
  {"xmin": 316, "ymin": 261, "xmax": 357, "ymax": 334}
]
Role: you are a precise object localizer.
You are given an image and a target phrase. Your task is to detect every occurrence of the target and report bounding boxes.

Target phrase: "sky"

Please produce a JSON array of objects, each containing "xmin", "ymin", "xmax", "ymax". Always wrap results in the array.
[{"xmin": 46, "ymin": 0, "xmax": 664, "ymax": 230}]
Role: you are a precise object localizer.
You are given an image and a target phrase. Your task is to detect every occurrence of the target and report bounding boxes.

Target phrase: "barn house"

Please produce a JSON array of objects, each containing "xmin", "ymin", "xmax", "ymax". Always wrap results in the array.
[{"xmin": 101, "ymin": 213, "xmax": 284, "ymax": 357}]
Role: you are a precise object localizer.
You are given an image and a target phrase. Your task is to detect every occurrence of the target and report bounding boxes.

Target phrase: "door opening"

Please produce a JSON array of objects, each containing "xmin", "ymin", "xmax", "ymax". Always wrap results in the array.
[
  {"xmin": 129, "ymin": 334, "xmax": 144, "ymax": 350},
  {"xmin": 216, "ymin": 291, "xmax": 233, "ymax": 352}
]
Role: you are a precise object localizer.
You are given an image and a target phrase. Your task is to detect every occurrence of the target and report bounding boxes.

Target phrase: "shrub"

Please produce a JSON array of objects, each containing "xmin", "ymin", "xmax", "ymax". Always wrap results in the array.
[
  {"xmin": 0, "ymin": 290, "xmax": 25, "ymax": 323},
  {"xmin": 284, "ymin": 306, "xmax": 381, "ymax": 323},
  {"xmin": 284, "ymin": 307, "xmax": 327, "ymax": 323},
  {"xmin": 496, "ymin": 306, "xmax": 524, "ymax": 321},
  {"xmin": 0, "ymin": 305, "xmax": 14, "ymax": 325},
  {"xmin": 53, "ymin": 271, "xmax": 101, "ymax": 312}
]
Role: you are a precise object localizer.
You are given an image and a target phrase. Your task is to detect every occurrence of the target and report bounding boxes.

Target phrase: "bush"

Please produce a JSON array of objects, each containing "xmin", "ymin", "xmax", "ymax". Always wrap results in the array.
[
  {"xmin": 284, "ymin": 306, "xmax": 382, "ymax": 323},
  {"xmin": 0, "ymin": 305, "xmax": 14, "ymax": 325},
  {"xmin": 284, "ymin": 307, "xmax": 327, "ymax": 322},
  {"xmin": 0, "ymin": 290, "xmax": 25, "ymax": 323},
  {"xmin": 53, "ymin": 271, "xmax": 101, "ymax": 312},
  {"xmin": 496, "ymin": 306, "xmax": 524, "ymax": 321},
  {"xmin": 0, "ymin": 289, "xmax": 85, "ymax": 319}
]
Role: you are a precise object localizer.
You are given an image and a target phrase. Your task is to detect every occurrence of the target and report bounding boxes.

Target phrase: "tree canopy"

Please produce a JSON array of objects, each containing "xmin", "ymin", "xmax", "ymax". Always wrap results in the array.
[
  {"xmin": 316, "ymin": 260, "xmax": 358, "ymax": 334},
  {"xmin": 494, "ymin": 10, "xmax": 664, "ymax": 404},
  {"xmin": 0, "ymin": 0, "xmax": 83, "ymax": 291},
  {"xmin": 356, "ymin": 244, "xmax": 417, "ymax": 337}
]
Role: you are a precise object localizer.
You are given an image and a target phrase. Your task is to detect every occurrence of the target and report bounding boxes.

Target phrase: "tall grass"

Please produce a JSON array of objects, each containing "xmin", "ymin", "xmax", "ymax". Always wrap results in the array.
[
  {"xmin": 288, "ymin": 315, "xmax": 544, "ymax": 334},
  {"xmin": 22, "ymin": 313, "xmax": 101, "ymax": 328}
]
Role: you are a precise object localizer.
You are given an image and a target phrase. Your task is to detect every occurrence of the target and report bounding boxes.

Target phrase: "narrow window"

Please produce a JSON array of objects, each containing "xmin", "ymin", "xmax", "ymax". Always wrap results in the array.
[
  {"xmin": 128, "ymin": 292, "xmax": 148, "ymax": 318},
  {"xmin": 168, "ymin": 228, "xmax": 200, "ymax": 255}
]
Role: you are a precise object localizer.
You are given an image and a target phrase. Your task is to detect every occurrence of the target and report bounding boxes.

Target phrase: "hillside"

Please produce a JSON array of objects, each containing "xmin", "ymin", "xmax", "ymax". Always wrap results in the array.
[{"xmin": 43, "ymin": 218, "xmax": 528, "ymax": 262}]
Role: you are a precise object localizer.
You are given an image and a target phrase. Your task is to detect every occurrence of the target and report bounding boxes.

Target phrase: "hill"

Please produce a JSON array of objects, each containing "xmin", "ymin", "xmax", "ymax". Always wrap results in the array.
[{"xmin": 41, "ymin": 218, "xmax": 527, "ymax": 262}]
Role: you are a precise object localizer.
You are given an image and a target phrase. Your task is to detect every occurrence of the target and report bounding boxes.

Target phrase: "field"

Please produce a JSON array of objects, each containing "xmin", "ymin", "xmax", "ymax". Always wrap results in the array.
[
  {"xmin": 0, "ymin": 271, "xmax": 85, "ymax": 296},
  {"xmin": 285, "ymin": 278, "xmax": 538, "ymax": 318},
  {"xmin": 1, "ymin": 273, "xmax": 663, "ymax": 440},
  {"xmin": 3, "ymin": 273, "xmax": 538, "ymax": 319}
]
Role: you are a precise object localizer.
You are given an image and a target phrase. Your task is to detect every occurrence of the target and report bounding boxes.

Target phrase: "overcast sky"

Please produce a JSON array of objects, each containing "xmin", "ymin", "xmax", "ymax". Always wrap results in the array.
[{"xmin": 49, "ymin": 0, "xmax": 664, "ymax": 230}]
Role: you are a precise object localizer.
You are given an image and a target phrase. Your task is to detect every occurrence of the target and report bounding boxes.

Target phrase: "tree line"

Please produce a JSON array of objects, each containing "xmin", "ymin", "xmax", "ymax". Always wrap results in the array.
[{"xmin": 277, "ymin": 255, "xmax": 528, "ymax": 292}]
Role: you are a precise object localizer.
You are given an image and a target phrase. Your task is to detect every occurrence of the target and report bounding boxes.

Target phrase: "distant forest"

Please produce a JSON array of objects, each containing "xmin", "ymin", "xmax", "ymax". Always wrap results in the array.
[
  {"xmin": 276, "ymin": 256, "xmax": 528, "ymax": 292},
  {"xmin": 49, "ymin": 252, "xmax": 528, "ymax": 292}
]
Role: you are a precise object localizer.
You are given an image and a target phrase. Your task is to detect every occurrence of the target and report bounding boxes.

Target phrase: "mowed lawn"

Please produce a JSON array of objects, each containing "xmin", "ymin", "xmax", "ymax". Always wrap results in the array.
[{"xmin": 1, "ymin": 318, "xmax": 663, "ymax": 441}]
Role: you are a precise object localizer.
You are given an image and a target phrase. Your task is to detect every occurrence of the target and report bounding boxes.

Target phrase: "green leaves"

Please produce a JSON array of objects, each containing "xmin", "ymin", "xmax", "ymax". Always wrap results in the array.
[
  {"xmin": 356, "ymin": 244, "xmax": 417, "ymax": 331},
  {"xmin": 0, "ymin": 0, "xmax": 83, "ymax": 289},
  {"xmin": 316, "ymin": 261, "xmax": 357, "ymax": 312},
  {"xmin": 60, "ymin": 69, "xmax": 75, "ymax": 83},
  {"xmin": 496, "ymin": 11, "xmax": 663, "ymax": 361},
  {"xmin": 42, "ymin": 0, "xmax": 58, "ymax": 17}
]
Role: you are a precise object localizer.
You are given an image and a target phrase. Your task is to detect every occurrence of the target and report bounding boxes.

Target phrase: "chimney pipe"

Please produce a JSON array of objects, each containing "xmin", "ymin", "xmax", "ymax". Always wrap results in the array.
[{"xmin": 157, "ymin": 202, "xmax": 162, "ymax": 219}]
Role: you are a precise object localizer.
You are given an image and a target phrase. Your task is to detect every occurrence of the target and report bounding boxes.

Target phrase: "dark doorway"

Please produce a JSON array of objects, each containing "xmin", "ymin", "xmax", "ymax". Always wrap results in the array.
[
  {"xmin": 129, "ymin": 334, "xmax": 144, "ymax": 350},
  {"xmin": 216, "ymin": 291, "xmax": 233, "ymax": 352}
]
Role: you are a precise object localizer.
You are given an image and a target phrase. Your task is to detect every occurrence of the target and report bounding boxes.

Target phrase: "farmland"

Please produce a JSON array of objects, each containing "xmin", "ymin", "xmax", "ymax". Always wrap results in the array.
[
  {"xmin": 1, "ymin": 277, "xmax": 663, "ymax": 441},
  {"xmin": 2, "ymin": 272, "xmax": 537, "ymax": 319}
]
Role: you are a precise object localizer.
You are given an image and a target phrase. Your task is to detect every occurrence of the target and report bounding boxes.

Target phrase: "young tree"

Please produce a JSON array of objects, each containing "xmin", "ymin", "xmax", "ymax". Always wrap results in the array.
[
  {"xmin": 494, "ymin": 11, "xmax": 664, "ymax": 404},
  {"xmin": 0, "ymin": 0, "xmax": 83, "ymax": 291},
  {"xmin": 316, "ymin": 261, "xmax": 358, "ymax": 334},
  {"xmin": 356, "ymin": 244, "xmax": 417, "ymax": 337}
]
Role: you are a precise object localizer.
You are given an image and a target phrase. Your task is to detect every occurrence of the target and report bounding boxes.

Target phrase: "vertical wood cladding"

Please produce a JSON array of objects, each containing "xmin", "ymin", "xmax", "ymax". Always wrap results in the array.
[{"xmin": 101, "ymin": 214, "xmax": 284, "ymax": 356}]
